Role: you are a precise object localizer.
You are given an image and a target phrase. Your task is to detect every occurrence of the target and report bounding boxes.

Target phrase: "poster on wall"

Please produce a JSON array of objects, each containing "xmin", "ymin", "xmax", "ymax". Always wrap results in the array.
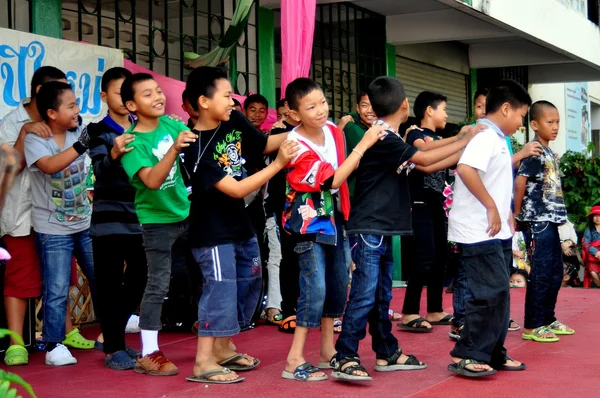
[
  {"xmin": 0, "ymin": 27, "xmax": 123, "ymax": 124},
  {"xmin": 564, "ymin": 82, "xmax": 591, "ymax": 153}
]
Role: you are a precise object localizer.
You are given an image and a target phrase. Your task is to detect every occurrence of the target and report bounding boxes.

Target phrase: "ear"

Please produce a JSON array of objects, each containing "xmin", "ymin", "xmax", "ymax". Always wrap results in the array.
[
  {"xmin": 100, "ymin": 91, "xmax": 108, "ymax": 104},
  {"xmin": 530, "ymin": 119, "xmax": 538, "ymax": 131},
  {"xmin": 47, "ymin": 109, "xmax": 58, "ymax": 121},
  {"xmin": 35, "ymin": 85, "xmax": 43, "ymax": 96},
  {"xmin": 501, "ymin": 102, "xmax": 511, "ymax": 117},
  {"xmin": 288, "ymin": 109, "xmax": 301, "ymax": 123},
  {"xmin": 198, "ymin": 95, "xmax": 210, "ymax": 111},
  {"xmin": 401, "ymin": 98, "xmax": 409, "ymax": 111},
  {"xmin": 426, "ymin": 105, "xmax": 434, "ymax": 117},
  {"xmin": 125, "ymin": 100, "xmax": 137, "ymax": 114},
  {"xmin": 356, "ymin": 103, "xmax": 360, "ymax": 113}
]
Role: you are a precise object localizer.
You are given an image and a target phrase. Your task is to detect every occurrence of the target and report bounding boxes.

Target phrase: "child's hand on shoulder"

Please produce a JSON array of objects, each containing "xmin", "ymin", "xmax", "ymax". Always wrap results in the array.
[
  {"xmin": 111, "ymin": 134, "xmax": 135, "ymax": 160},
  {"xmin": 274, "ymin": 140, "xmax": 300, "ymax": 168},
  {"xmin": 520, "ymin": 141, "xmax": 543, "ymax": 158},
  {"xmin": 360, "ymin": 124, "xmax": 387, "ymax": 148},
  {"xmin": 173, "ymin": 130, "xmax": 197, "ymax": 152},
  {"xmin": 23, "ymin": 121, "xmax": 53, "ymax": 139},
  {"xmin": 460, "ymin": 124, "xmax": 486, "ymax": 141}
]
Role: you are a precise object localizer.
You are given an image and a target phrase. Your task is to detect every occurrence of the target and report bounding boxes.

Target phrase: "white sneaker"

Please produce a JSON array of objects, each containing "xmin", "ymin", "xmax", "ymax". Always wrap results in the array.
[
  {"xmin": 125, "ymin": 315, "xmax": 141, "ymax": 333},
  {"xmin": 45, "ymin": 343, "xmax": 77, "ymax": 366}
]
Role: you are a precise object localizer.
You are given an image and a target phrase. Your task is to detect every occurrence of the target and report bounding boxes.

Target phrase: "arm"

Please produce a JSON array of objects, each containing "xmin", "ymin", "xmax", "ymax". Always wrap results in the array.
[
  {"xmin": 4, "ymin": 122, "xmax": 53, "ymax": 173},
  {"xmin": 412, "ymin": 135, "xmax": 460, "ymax": 151},
  {"xmin": 415, "ymin": 151, "xmax": 460, "ymax": 174},
  {"xmin": 456, "ymin": 163, "xmax": 501, "ymax": 236},
  {"xmin": 264, "ymin": 133, "xmax": 287, "ymax": 154},
  {"xmin": 34, "ymin": 147, "xmax": 82, "ymax": 175},
  {"xmin": 90, "ymin": 132, "xmax": 134, "ymax": 180},
  {"xmin": 513, "ymin": 175, "xmax": 527, "ymax": 217},
  {"xmin": 343, "ymin": 123, "xmax": 365, "ymax": 156},
  {"xmin": 411, "ymin": 137, "xmax": 468, "ymax": 167},
  {"xmin": 512, "ymin": 141, "xmax": 543, "ymax": 169}
]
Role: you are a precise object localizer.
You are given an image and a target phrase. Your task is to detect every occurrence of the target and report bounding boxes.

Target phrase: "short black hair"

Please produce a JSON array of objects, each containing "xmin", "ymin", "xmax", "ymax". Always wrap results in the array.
[
  {"xmin": 529, "ymin": 100, "xmax": 557, "ymax": 122},
  {"xmin": 474, "ymin": 87, "xmax": 489, "ymax": 101},
  {"xmin": 30, "ymin": 66, "xmax": 66, "ymax": 99},
  {"xmin": 356, "ymin": 90, "xmax": 369, "ymax": 104},
  {"xmin": 285, "ymin": 78, "xmax": 322, "ymax": 111},
  {"xmin": 510, "ymin": 268, "xmax": 529, "ymax": 279},
  {"xmin": 244, "ymin": 94, "xmax": 269, "ymax": 110},
  {"xmin": 120, "ymin": 73, "xmax": 154, "ymax": 106},
  {"xmin": 413, "ymin": 91, "xmax": 447, "ymax": 122},
  {"xmin": 366, "ymin": 76, "xmax": 406, "ymax": 118},
  {"xmin": 233, "ymin": 98, "xmax": 241, "ymax": 107},
  {"xmin": 276, "ymin": 99, "xmax": 287, "ymax": 109},
  {"xmin": 101, "ymin": 67, "xmax": 132, "ymax": 92},
  {"xmin": 36, "ymin": 81, "xmax": 74, "ymax": 122},
  {"xmin": 485, "ymin": 80, "xmax": 532, "ymax": 115},
  {"xmin": 182, "ymin": 89, "xmax": 188, "ymax": 105},
  {"xmin": 185, "ymin": 66, "xmax": 229, "ymax": 111}
]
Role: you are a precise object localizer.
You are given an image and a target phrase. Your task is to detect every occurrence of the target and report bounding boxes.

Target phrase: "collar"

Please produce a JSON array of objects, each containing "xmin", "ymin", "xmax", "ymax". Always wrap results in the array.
[
  {"xmin": 15, "ymin": 98, "xmax": 32, "ymax": 123},
  {"xmin": 373, "ymin": 119, "xmax": 397, "ymax": 135},
  {"xmin": 102, "ymin": 113, "xmax": 135, "ymax": 134},
  {"xmin": 476, "ymin": 118, "xmax": 505, "ymax": 138}
]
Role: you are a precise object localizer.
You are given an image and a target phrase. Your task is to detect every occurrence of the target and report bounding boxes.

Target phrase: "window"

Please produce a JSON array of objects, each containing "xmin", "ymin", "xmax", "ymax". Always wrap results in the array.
[{"xmin": 0, "ymin": 0, "xmax": 30, "ymax": 32}]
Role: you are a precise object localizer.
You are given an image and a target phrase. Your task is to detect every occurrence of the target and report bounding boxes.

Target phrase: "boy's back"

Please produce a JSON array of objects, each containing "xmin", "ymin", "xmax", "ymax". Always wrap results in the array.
[{"xmin": 448, "ymin": 122, "xmax": 512, "ymax": 244}]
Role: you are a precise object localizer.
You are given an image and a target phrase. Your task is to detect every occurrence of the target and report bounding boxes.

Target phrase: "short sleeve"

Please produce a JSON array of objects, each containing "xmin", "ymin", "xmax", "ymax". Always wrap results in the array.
[
  {"xmin": 121, "ymin": 143, "xmax": 153, "ymax": 180},
  {"xmin": 406, "ymin": 129, "xmax": 426, "ymax": 146},
  {"xmin": 233, "ymin": 111, "xmax": 267, "ymax": 169},
  {"xmin": 0, "ymin": 119, "xmax": 19, "ymax": 147},
  {"xmin": 24, "ymin": 134, "xmax": 52, "ymax": 169},
  {"xmin": 517, "ymin": 155, "xmax": 543, "ymax": 178},
  {"xmin": 198, "ymin": 156, "xmax": 228, "ymax": 191},
  {"xmin": 366, "ymin": 134, "xmax": 418, "ymax": 172},
  {"xmin": 458, "ymin": 132, "xmax": 496, "ymax": 173}
]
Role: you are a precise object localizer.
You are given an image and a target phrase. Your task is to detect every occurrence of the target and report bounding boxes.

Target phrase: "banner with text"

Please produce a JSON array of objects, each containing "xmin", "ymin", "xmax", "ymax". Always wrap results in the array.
[
  {"xmin": 564, "ymin": 82, "xmax": 591, "ymax": 153},
  {"xmin": 0, "ymin": 27, "xmax": 123, "ymax": 124}
]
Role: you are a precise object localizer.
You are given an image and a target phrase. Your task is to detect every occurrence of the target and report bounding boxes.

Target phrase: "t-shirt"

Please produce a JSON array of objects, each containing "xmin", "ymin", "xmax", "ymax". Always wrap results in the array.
[
  {"xmin": 343, "ymin": 114, "xmax": 369, "ymax": 200},
  {"xmin": 24, "ymin": 125, "xmax": 91, "ymax": 235},
  {"xmin": 347, "ymin": 132, "xmax": 418, "ymax": 236},
  {"xmin": 121, "ymin": 116, "xmax": 190, "ymax": 225},
  {"xmin": 448, "ymin": 119, "xmax": 513, "ymax": 244},
  {"xmin": 184, "ymin": 110, "xmax": 268, "ymax": 248},
  {"xmin": 406, "ymin": 128, "xmax": 446, "ymax": 202},
  {"xmin": 516, "ymin": 139, "xmax": 568, "ymax": 223},
  {"xmin": 264, "ymin": 121, "xmax": 295, "ymax": 216}
]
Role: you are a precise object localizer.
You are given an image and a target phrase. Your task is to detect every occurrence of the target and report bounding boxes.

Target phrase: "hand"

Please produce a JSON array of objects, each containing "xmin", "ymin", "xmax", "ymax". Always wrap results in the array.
[
  {"xmin": 337, "ymin": 115, "xmax": 354, "ymax": 130},
  {"xmin": 110, "ymin": 133, "xmax": 135, "ymax": 160},
  {"xmin": 23, "ymin": 122, "xmax": 53, "ymax": 139},
  {"xmin": 464, "ymin": 124, "xmax": 487, "ymax": 141},
  {"xmin": 594, "ymin": 252, "xmax": 600, "ymax": 260},
  {"xmin": 78, "ymin": 127, "xmax": 91, "ymax": 149},
  {"xmin": 173, "ymin": 130, "xmax": 197, "ymax": 152},
  {"xmin": 270, "ymin": 121, "xmax": 286, "ymax": 131},
  {"xmin": 486, "ymin": 206, "xmax": 501, "ymax": 237},
  {"xmin": 402, "ymin": 125, "xmax": 422, "ymax": 141},
  {"xmin": 274, "ymin": 140, "xmax": 300, "ymax": 168},
  {"xmin": 167, "ymin": 114, "xmax": 183, "ymax": 123},
  {"xmin": 358, "ymin": 124, "xmax": 387, "ymax": 150},
  {"xmin": 520, "ymin": 141, "xmax": 543, "ymax": 158},
  {"xmin": 513, "ymin": 250, "xmax": 525, "ymax": 260}
]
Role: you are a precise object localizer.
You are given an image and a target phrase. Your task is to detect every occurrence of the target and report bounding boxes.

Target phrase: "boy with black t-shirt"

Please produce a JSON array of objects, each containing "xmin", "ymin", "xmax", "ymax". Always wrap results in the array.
[
  {"xmin": 333, "ymin": 76, "xmax": 477, "ymax": 382},
  {"xmin": 183, "ymin": 66, "xmax": 297, "ymax": 384}
]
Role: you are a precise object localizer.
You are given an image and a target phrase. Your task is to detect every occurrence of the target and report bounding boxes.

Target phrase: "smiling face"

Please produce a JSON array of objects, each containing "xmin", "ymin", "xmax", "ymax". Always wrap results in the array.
[
  {"xmin": 245, "ymin": 101, "xmax": 268, "ymax": 127},
  {"xmin": 48, "ymin": 89, "xmax": 80, "ymax": 129},
  {"xmin": 124, "ymin": 79, "xmax": 166, "ymax": 118},
  {"xmin": 198, "ymin": 78, "xmax": 235, "ymax": 122},
  {"xmin": 289, "ymin": 88, "xmax": 329, "ymax": 129},
  {"xmin": 356, "ymin": 94, "xmax": 376, "ymax": 126}
]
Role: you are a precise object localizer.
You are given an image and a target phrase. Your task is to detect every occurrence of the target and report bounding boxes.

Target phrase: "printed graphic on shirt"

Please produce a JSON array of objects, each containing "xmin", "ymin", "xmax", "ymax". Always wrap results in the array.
[
  {"xmin": 152, "ymin": 134, "xmax": 178, "ymax": 190},
  {"xmin": 542, "ymin": 156, "xmax": 562, "ymax": 199},
  {"xmin": 49, "ymin": 158, "xmax": 91, "ymax": 222},
  {"xmin": 213, "ymin": 130, "xmax": 246, "ymax": 177}
]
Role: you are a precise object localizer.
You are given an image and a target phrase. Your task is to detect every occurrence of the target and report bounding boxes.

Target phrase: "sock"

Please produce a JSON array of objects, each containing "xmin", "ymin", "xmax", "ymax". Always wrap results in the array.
[
  {"xmin": 141, "ymin": 330, "xmax": 159, "ymax": 356},
  {"xmin": 46, "ymin": 342, "xmax": 58, "ymax": 352}
]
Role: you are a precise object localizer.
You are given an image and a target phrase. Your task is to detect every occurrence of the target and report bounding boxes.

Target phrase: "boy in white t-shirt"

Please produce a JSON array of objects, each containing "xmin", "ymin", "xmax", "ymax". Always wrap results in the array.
[{"xmin": 447, "ymin": 80, "xmax": 531, "ymax": 377}]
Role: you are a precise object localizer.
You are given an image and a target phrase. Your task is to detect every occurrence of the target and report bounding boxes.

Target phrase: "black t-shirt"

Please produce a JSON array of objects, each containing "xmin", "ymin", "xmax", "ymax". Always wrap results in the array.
[
  {"xmin": 347, "ymin": 132, "xmax": 418, "ymax": 236},
  {"xmin": 184, "ymin": 110, "xmax": 268, "ymax": 247},
  {"xmin": 406, "ymin": 128, "xmax": 446, "ymax": 203},
  {"xmin": 264, "ymin": 121, "xmax": 295, "ymax": 217}
]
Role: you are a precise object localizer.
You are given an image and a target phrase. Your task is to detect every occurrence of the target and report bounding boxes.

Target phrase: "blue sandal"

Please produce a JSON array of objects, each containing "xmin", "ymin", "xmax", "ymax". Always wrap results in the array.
[
  {"xmin": 281, "ymin": 362, "xmax": 328, "ymax": 381},
  {"xmin": 104, "ymin": 350, "xmax": 136, "ymax": 370}
]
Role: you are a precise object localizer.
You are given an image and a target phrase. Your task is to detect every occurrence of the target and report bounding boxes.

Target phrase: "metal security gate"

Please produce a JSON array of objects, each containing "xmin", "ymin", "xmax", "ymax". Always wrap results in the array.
[{"xmin": 396, "ymin": 56, "xmax": 468, "ymax": 124}]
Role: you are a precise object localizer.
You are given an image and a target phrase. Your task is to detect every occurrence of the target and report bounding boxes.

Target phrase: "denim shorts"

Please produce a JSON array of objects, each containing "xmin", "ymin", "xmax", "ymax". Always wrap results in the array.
[
  {"xmin": 294, "ymin": 238, "xmax": 349, "ymax": 328},
  {"xmin": 192, "ymin": 236, "xmax": 262, "ymax": 337}
]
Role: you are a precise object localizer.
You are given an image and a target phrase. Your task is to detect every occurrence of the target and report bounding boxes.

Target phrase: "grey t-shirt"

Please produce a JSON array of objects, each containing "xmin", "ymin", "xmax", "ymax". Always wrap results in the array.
[{"xmin": 24, "ymin": 126, "xmax": 91, "ymax": 235}]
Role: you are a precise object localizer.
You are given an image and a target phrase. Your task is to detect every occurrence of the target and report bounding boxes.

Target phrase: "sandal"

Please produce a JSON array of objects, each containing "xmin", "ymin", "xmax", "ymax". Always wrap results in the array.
[
  {"xmin": 388, "ymin": 310, "xmax": 402, "ymax": 322},
  {"xmin": 278, "ymin": 315, "xmax": 296, "ymax": 334},
  {"xmin": 331, "ymin": 357, "xmax": 372, "ymax": 382},
  {"xmin": 495, "ymin": 356, "xmax": 526, "ymax": 371},
  {"xmin": 522, "ymin": 326, "xmax": 560, "ymax": 342},
  {"xmin": 374, "ymin": 349, "xmax": 427, "ymax": 372},
  {"xmin": 62, "ymin": 328, "xmax": 95, "ymax": 350},
  {"xmin": 318, "ymin": 355, "xmax": 337, "ymax": 369},
  {"xmin": 104, "ymin": 350, "xmax": 136, "ymax": 370},
  {"xmin": 187, "ymin": 368, "xmax": 245, "ymax": 384},
  {"xmin": 218, "ymin": 353, "xmax": 260, "ymax": 371},
  {"xmin": 397, "ymin": 317, "xmax": 433, "ymax": 333},
  {"xmin": 547, "ymin": 321, "xmax": 575, "ymax": 335},
  {"xmin": 281, "ymin": 362, "xmax": 328, "ymax": 381},
  {"xmin": 428, "ymin": 314, "xmax": 455, "ymax": 326},
  {"xmin": 266, "ymin": 312, "xmax": 283, "ymax": 326},
  {"xmin": 508, "ymin": 319, "xmax": 521, "ymax": 331},
  {"xmin": 333, "ymin": 319, "xmax": 342, "ymax": 334},
  {"xmin": 4, "ymin": 345, "xmax": 28, "ymax": 366},
  {"xmin": 448, "ymin": 359, "xmax": 497, "ymax": 377}
]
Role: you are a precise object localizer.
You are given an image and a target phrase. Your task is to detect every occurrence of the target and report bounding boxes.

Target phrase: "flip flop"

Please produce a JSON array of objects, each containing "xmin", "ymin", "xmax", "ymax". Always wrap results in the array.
[
  {"xmin": 374, "ymin": 349, "xmax": 427, "ymax": 372},
  {"xmin": 547, "ymin": 321, "xmax": 575, "ymax": 335},
  {"xmin": 4, "ymin": 345, "xmax": 28, "ymax": 366},
  {"xmin": 278, "ymin": 315, "xmax": 296, "ymax": 334},
  {"xmin": 281, "ymin": 362, "xmax": 328, "ymax": 381},
  {"xmin": 496, "ymin": 357, "xmax": 526, "ymax": 371},
  {"xmin": 397, "ymin": 317, "xmax": 433, "ymax": 333},
  {"xmin": 218, "ymin": 353, "xmax": 260, "ymax": 371},
  {"xmin": 522, "ymin": 326, "xmax": 560, "ymax": 343},
  {"xmin": 186, "ymin": 368, "xmax": 245, "ymax": 384},
  {"xmin": 448, "ymin": 359, "xmax": 497, "ymax": 378},
  {"xmin": 62, "ymin": 328, "xmax": 95, "ymax": 349},
  {"xmin": 266, "ymin": 312, "xmax": 283, "ymax": 326},
  {"xmin": 508, "ymin": 319, "xmax": 521, "ymax": 331},
  {"xmin": 428, "ymin": 314, "xmax": 455, "ymax": 325}
]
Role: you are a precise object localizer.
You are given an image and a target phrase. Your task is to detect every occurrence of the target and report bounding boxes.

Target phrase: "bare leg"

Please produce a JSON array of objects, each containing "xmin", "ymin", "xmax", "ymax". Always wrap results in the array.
[
  {"xmin": 591, "ymin": 271, "xmax": 600, "ymax": 287},
  {"xmin": 65, "ymin": 305, "xmax": 73, "ymax": 334},
  {"xmin": 285, "ymin": 326, "xmax": 325, "ymax": 379},
  {"xmin": 319, "ymin": 317, "xmax": 336, "ymax": 363},
  {"xmin": 4, "ymin": 297, "xmax": 26, "ymax": 345},
  {"xmin": 193, "ymin": 336, "xmax": 239, "ymax": 382}
]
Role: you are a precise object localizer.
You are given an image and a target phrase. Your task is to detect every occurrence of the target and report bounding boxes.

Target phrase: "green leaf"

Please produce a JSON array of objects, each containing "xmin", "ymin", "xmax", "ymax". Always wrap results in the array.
[
  {"xmin": 0, "ymin": 371, "xmax": 36, "ymax": 398},
  {"xmin": 0, "ymin": 330, "xmax": 24, "ymax": 346}
]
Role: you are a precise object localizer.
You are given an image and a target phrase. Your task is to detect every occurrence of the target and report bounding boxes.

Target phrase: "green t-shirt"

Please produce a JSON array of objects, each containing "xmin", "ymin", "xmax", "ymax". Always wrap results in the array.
[
  {"xmin": 343, "ymin": 113, "xmax": 369, "ymax": 200},
  {"xmin": 121, "ymin": 116, "xmax": 190, "ymax": 224}
]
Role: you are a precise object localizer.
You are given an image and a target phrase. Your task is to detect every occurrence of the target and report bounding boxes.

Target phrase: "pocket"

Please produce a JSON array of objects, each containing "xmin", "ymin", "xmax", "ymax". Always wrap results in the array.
[
  {"xmin": 294, "ymin": 241, "xmax": 314, "ymax": 254},
  {"xmin": 294, "ymin": 241, "xmax": 318, "ymax": 277}
]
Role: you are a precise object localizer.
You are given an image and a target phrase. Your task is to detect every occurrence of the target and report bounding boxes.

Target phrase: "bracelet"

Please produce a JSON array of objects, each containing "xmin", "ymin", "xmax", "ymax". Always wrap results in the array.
[{"xmin": 352, "ymin": 148, "xmax": 364, "ymax": 158}]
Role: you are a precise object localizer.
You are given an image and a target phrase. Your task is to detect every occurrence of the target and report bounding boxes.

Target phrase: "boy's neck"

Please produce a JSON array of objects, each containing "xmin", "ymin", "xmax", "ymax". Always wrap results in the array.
[
  {"xmin": 535, "ymin": 133, "xmax": 550, "ymax": 147},
  {"xmin": 194, "ymin": 115, "xmax": 221, "ymax": 131},
  {"xmin": 485, "ymin": 114, "xmax": 510, "ymax": 136},
  {"xmin": 134, "ymin": 114, "xmax": 160, "ymax": 132},
  {"xmin": 297, "ymin": 123, "xmax": 323, "ymax": 139},
  {"xmin": 108, "ymin": 109, "xmax": 132, "ymax": 130},
  {"xmin": 24, "ymin": 98, "xmax": 42, "ymax": 122},
  {"xmin": 49, "ymin": 123, "xmax": 67, "ymax": 136},
  {"xmin": 284, "ymin": 116, "xmax": 300, "ymax": 127},
  {"xmin": 420, "ymin": 118, "xmax": 435, "ymax": 131},
  {"xmin": 380, "ymin": 115, "xmax": 403, "ymax": 134}
]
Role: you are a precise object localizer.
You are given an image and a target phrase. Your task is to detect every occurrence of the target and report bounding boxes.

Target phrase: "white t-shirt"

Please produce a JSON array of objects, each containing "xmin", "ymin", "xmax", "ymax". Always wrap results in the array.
[{"xmin": 448, "ymin": 121, "xmax": 513, "ymax": 244}]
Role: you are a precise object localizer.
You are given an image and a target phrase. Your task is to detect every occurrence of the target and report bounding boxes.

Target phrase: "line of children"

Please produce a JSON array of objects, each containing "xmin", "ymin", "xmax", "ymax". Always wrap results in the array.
[{"xmin": 514, "ymin": 100, "xmax": 575, "ymax": 342}]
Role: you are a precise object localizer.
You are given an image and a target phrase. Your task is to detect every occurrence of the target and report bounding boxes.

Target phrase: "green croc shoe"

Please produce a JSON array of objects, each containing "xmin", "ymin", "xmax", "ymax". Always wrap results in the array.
[
  {"xmin": 62, "ymin": 328, "xmax": 95, "ymax": 349},
  {"xmin": 4, "ymin": 345, "xmax": 28, "ymax": 366}
]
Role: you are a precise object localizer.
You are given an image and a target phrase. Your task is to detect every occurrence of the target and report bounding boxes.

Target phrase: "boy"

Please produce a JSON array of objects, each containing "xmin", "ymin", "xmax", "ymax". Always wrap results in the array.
[
  {"xmin": 447, "ymin": 80, "xmax": 530, "ymax": 377},
  {"xmin": 24, "ymin": 81, "xmax": 95, "ymax": 366},
  {"xmin": 333, "ymin": 77, "xmax": 477, "ymax": 382},
  {"xmin": 515, "ymin": 100, "xmax": 574, "ymax": 342},
  {"xmin": 280, "ymin": 77, "xmax": 386, "ymax": 382},
  {"xmin": 184, "ymin": 66, "xmax": 296, "ymax": 384},
  {"xmin": 0, "ymin": 66, "xmax": 73, "ymax": 366},
  {"xmin": 276, "ymin": 99, "xmax": 288, "ymax": 121},
  {"xmin": 120, "ymin": 73, "xmax": 197, "ymax": 376},
  {"xmin": 181, "ymin": 89, "xmax": 199, "ymax": 129},
  {"xmin": 87, "ymin": 67, "xmax": 148, "ymax": 370},
  {"xmin": 243, "ymin": 94, "xmax": 269, "ymax": 131}
]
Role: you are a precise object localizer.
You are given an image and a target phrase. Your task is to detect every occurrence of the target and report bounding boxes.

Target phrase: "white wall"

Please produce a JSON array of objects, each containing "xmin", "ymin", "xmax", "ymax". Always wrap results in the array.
[{"xmin": 528, "ymin": 83, "xmax": 568, "ymax": 155}]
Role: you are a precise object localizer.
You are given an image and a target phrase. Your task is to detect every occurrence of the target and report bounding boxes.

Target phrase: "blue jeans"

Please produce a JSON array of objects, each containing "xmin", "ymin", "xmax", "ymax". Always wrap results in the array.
[
  {"xmin": 295, "ymin": 233, "xmax": 349, "ymax": 328},
  {"xmin": 335, "ymin": 234, "xmax": 398, "ymax": 360},
  {"xmin": 521, "ymin": 222, "xmax": 563, "ymax": 329},
  {"xmin": 192, "ymin": 236, "xmax": 262, "ymax": 337},
  {"xmin": 36, "ymin": 230, "xmax": 95, "ymax": 343},
  {"xmin": 452, "ymin": 246, "xmax": 470, "ymax": 327}
]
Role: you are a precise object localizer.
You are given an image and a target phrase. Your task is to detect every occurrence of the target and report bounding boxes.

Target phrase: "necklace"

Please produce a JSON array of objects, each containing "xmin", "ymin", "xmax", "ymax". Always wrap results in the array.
[{"xmin": 193, "ymin": 123, "xmax": 221, "ymax": 173}]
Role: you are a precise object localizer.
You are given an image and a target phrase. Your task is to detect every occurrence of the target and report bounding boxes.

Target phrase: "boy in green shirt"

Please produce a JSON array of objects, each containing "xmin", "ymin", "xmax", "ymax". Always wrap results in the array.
[{"xmin": 120, "ymin": 73, "xmax": 197, "ymax": 376}]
